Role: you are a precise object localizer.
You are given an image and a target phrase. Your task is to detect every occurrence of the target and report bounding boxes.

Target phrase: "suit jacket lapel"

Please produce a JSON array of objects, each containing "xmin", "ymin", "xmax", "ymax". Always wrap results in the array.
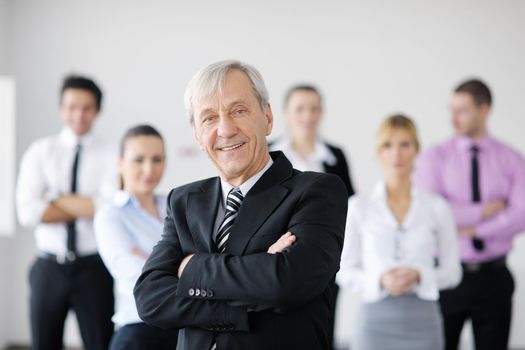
[
  {"xmin": 187, "ymin": 178, "xmax": 221, "ymax": 253},
  {"xmin": 227, "ymin": 151, "xmax": 294, "ymax": 256}
]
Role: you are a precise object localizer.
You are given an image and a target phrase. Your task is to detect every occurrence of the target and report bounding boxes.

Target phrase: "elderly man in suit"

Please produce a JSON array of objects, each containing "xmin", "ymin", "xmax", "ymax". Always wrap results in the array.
[{"xmin": 134, "ymin": 60, "xmax": 348, "ymax": 350}]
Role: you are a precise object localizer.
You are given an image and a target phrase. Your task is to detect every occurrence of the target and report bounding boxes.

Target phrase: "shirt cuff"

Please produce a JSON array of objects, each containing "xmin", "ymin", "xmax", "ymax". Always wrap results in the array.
[
  {"xmin": 412, "ymin": 265, "xmax": 438, "ymax": 300},
  {"xmin": 364, "ymin": 268, "xmax": 388, "ymax": 302}
]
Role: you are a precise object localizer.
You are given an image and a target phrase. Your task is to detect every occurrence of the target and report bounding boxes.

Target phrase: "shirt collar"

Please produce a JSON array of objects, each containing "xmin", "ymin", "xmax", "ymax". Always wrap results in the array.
[
  {"xmin": 113, "ymin": 190, "xmax": 136, "ymax": 208},
  {"xmin": 112, "ymin": 190, "xmax": 164, "ymax": 211},
  {"xmin": 59, "ymin": 126, "xmax": 96, "ymax": 148},
  {"xmin": 454, "ymin": 134, "xmax": 494, "ymax": 152},
  {"xmin": 273, "ymin": 135, "xmax": 337, "ymax": 166},
  {"xmin": 372, "ymin": 181, "xmax": 420, "ymax": 201},
  {"xmin": 219, "ymin": 157, "xmax": 274, "ymax": 206}
]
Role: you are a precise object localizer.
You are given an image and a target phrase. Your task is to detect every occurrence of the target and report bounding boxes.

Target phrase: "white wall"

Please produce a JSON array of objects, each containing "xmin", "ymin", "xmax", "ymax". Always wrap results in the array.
[
  {"xmin": 0, "ymin": 0, "xmax": 12, "ymax": 347},
  {"xmin": 3, "ymin": 0, "xmax": 525, "ymax": 347}
]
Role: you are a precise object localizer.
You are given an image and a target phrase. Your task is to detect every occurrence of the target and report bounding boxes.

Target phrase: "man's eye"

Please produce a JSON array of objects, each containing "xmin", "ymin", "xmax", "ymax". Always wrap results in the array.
[
  {"xmin": 234, "ymin": 109, "xmax": 247, "ymax": 116},
  {"xmin": 203, "ymin": 116, "xmax": 215, "ymax": 124}
]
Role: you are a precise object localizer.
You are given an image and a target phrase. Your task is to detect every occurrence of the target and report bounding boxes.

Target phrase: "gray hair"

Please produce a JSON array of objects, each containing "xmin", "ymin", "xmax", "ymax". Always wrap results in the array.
[{"xmin": 184, "ymin": 60, "xmax": 270, "ymax": 124}]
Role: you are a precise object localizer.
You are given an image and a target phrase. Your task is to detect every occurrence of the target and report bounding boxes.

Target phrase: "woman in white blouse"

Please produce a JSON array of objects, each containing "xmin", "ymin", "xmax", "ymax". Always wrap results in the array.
[
  {"xmin": 337, "ymin": 115, "xmax": 462, "ymax": 350},
  {"xmin": 94, "ymin": 125, "xmax": 178, "ymax": 350}
]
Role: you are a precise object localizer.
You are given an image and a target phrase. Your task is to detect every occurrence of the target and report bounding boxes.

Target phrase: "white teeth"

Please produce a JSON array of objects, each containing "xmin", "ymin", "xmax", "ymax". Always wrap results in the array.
[{"xmin": 221, "ymin": 143, "xmax": 243, "ymax": 151}]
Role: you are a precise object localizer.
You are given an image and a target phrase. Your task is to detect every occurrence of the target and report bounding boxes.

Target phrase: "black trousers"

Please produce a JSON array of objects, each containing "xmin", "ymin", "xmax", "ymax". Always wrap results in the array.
[
  {"xmin": 109, "ymin": 323, "xmax": 179, "ymax": 350},
  {"xmin": 439, "ymin": 265, "xmax": 515, "ymax": 350},
  {"xmin": 29, "ymin": 255, "xmax": 114, "ymax": 350}
]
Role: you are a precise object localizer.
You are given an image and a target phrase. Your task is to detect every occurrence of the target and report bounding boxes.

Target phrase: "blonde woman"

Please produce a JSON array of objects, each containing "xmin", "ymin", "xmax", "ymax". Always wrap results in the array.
[{"xmin": 337, "ymin": 115, "xmax": 461, "ymax": 350}]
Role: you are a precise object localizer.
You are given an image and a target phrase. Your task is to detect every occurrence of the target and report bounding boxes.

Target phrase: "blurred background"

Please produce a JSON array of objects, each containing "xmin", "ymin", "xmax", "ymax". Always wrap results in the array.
[{"xmin": 0, "ymin": 0, "xmax": 524, "ymax": 348}]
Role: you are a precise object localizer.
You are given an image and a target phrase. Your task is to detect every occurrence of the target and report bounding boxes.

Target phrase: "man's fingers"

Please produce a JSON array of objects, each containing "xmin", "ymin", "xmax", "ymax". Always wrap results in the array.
[{"xmin": 267, "ymin": 233, "xmax": 297, "ymax": 254}]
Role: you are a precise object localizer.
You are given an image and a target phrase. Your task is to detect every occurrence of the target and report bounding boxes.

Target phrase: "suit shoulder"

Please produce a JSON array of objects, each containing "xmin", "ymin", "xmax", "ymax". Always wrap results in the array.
[
  {"xmin": 167, "ymin": 177, "xmax": 217, "ymax": 201},
  {"xmin": 292, "ymin": 171, "xmax": 346, "ymax": 191}
]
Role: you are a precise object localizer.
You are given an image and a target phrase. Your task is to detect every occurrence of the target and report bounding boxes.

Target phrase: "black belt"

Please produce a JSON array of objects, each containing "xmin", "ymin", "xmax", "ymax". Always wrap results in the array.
[
  {"xmin": 462, "ymin": 256, "xmax": 506, "ymax": 273},
  {"xmin": 39, "ymin": 252, "xmax": 100, "ymax": 265}
]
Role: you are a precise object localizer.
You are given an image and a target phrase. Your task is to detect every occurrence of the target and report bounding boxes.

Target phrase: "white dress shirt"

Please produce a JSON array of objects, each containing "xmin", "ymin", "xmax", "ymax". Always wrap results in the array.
[
  {"xmin": 270, "ymin": 137, "xmax": 336, "ymax": 172},
  {"xmin": 213, "ymin": 157, "xmax": 274, "ymax": 240},
  {"xmin": 16, "ymin": 127, "xmax": 118, "ymax": 257},
  {"xmin": 94, "ymin": 191, "xmax": 166, "ymax": 327},
  {"xmin": 337, "ymin": 182, "xmax": 462, "ymax": 302}
]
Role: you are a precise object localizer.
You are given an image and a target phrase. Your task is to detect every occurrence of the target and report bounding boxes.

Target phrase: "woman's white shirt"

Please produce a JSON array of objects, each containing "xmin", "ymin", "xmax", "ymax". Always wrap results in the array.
[
  {"xmin": 94, "ymin": 191, "xmax": 166, "ymax": 327},
  {"xmin": 337, "ymin": 182, "xmax": 462, "ymax": 302}
]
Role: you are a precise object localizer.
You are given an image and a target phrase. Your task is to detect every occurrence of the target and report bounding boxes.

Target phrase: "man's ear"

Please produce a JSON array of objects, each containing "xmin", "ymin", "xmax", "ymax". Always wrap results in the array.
[
  {"xmin": 477, "ymin": 103, "xmax": 491, "ymax": 128},
  {"xmin": 264, "ymin": 103, "xmax": 274, "ymax": 136},
  {"xmin": 480, "ymin": 103, "xmax": 491, "ymax": 119}
]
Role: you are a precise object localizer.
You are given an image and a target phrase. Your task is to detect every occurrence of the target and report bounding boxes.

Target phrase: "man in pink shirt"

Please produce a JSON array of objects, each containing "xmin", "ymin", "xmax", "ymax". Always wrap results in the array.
[{"xmin": 415, "ymin": 79, "xmax": 525, "ymax": 350}]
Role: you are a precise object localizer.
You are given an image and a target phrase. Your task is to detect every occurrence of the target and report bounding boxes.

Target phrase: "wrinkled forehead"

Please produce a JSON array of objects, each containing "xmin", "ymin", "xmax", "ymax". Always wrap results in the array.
[{"xmin": 192, "ymin": 71, "xmax": 260, "ymax": 112}]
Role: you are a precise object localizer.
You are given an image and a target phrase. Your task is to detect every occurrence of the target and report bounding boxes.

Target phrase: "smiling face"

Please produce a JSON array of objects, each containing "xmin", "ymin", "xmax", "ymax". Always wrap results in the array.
[
  {"xmin": 192, "ymin": 69, "xmax": 273, "ymax": 186},
  {"xmin": 378, "ymin": 128, "xmax": 418, "ymax": 179},
  {"xmin": 61, "ymin": 88, "xmax": 99, "ymax": 136},
  {"xmin": 284, "ymin": 90, "xmax": 322, "ymax": 139},
  {"xmin": 119, "ymin": 135, "xmax": 165, "ymax": 197}
]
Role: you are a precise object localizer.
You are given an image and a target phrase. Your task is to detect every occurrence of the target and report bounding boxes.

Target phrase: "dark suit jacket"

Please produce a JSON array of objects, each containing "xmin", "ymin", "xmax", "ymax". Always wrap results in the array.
[{"xmin": 134, "ymin": 151, "xmax": 348, "ymax": 350}]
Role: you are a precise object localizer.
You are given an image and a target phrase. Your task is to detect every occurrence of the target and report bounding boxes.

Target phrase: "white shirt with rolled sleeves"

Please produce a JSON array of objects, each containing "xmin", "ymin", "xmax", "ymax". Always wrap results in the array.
[
  {"xmin": 337, "ymin": 182, "xmax": 462, "ymax": 302},
  {"xmin": 16, "ymin": 127, "xmax": 118, "ymax": 257}
]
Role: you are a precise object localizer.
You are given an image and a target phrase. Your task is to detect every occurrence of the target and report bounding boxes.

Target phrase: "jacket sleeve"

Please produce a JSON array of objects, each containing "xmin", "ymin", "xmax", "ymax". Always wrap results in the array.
[
  {"xmin": 176, "ymin": 174, "xmax": 348, "ymax": 310},
  {"xmin": 133, "ymin": 190, "xmax": 249, "ymax": 332}
]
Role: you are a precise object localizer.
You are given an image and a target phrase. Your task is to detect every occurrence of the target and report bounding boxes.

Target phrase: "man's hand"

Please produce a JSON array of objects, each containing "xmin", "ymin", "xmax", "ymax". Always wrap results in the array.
[
  {"xmin": 41, "ymin": 203, "xmax": 76, "ymax": 223},
  {"xmin": 458, "ymin": 226, "xmax": 477, "ymax": 238},
  {"xmin": 482, "ymin": 199, "xmax": 507, "ymax": 220},
  {"xmin": 178, "ymin": 254, "xmax": 195, "ymax": 278},
  {"xmin": 267, "ymin": 231, "xmax": 296, "ymax": 254},
  {"xmin": 380, "ymin": 267, "xmax": 420, "ymax": 296},
  {"xmin": 53, "ymin": 194, "xmax": 95, "ymax": 219}
]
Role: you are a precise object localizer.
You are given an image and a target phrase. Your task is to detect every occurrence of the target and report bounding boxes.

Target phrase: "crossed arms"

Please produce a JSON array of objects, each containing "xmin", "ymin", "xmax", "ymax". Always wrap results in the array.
[{"xmin": 133, "ymin": 175, "xmax": 347, "ymax": 331}]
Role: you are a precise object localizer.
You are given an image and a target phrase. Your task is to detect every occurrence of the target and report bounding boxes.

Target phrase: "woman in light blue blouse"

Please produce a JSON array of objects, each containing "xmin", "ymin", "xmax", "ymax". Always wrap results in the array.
[{"xmin": 94, "ymin": 125, "xmax": 178, "ymax": 350}]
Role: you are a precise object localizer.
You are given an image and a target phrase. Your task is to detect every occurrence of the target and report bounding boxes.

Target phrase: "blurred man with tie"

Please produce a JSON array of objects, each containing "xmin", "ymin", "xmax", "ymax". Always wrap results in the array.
[
  {"xmin": 134, "ymin": 60, "xmax": 348, "ymax": 350},
  {"xmin": 16, "ymin": 75, "xmax": 118, "ymax": 350},
  {"xmin": 415, "ymin": 79, "xmax": 525, "ymax": 350}
]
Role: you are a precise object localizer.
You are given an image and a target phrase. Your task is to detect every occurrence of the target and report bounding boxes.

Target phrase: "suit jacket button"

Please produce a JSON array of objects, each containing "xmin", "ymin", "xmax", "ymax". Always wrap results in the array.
[
  {"xmin": 201, "ymin": 289, "xmax": 207, "ymax": 297},
  {"xmin": 207, "ymin": 290, "xmax": 214, "ymax": 297},
  {"xmin": 188, "ymin": 288, "xmax": 195, "ymax": 296},
  {"xmin": 195, "ymin": 289, "xmax": 201, "ymax": 297}
]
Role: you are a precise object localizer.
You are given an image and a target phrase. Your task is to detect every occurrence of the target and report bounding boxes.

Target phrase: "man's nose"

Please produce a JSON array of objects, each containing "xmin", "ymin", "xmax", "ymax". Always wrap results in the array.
[{"xmin": 217, "ymin": 116, "xmax": 237, "ymax": 138}]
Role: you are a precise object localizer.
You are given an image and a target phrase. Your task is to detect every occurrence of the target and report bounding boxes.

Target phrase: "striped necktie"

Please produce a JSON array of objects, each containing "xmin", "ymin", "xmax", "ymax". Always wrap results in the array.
[
  {"xmin": 215, "ymin": 188, "xmax": 244, "ymax": 253},
  {"xmin": 210, "ymin": 188, "xmax": 243, "ymax": 349}
]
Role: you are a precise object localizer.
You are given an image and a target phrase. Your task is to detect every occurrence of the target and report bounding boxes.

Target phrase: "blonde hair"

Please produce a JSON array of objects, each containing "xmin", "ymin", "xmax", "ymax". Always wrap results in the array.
[{"xmin": 377, "ymin": 114, "xmax": 420, "ymax": 152}]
